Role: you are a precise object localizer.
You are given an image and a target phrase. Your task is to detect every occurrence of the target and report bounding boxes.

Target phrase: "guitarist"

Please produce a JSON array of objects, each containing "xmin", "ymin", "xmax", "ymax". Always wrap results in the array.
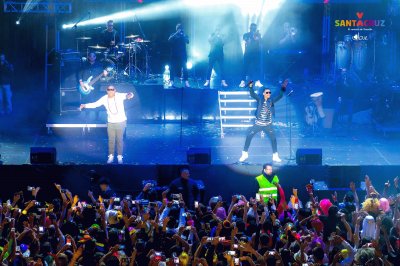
[{"xmin": 79, "ymin": 52, "xmax": 107, "ymax": 120}]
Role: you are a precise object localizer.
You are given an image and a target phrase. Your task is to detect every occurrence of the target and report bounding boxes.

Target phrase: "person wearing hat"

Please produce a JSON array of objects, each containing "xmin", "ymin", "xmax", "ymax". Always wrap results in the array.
[{"xmin": 239, "ymin": 79, "xmax": 288, "ymax": 163}]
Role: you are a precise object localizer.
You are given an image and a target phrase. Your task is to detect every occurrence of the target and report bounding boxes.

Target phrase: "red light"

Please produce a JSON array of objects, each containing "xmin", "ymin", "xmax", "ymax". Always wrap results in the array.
[{"xmin": 138, "ymin": 0, "xmax": 143, "ymax": 3}]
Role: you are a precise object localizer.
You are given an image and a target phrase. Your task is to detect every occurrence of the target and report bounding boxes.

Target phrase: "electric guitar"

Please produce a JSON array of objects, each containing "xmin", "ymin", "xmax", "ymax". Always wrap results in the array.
[{"xmin": 78, "ymin": 70, "xmax": 108, "ymax": 95}]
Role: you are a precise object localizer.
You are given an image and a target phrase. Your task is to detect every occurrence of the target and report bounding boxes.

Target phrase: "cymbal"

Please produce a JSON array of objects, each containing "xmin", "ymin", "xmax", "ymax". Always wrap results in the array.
[
  {"xmin": 124, "ymin": 42, "xmax": 139, "ymax": 48},
  {"xmin": 310, "ymin": 92, "xmax": 323, "ymax": 98},
  {"xmin": 88, "ymin": 45, "xmax": 107, "ymax": 50},
  {"xmin": 125, "ymin": 34, "xmax": 139, "ymax": 39},
  {"xmin": 76, "ymin": 36, "xmax": 92, "ymax": 40},
  {"xmin": 135, "ymin": 39, "xmax": 150, "ymax": 43}
]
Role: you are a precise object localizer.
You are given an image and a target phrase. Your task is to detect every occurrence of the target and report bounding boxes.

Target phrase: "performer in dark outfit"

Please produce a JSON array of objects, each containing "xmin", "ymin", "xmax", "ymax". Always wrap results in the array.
[
  {"xmin": 333, "ymin": 68, "xmax": 355, "ymax": 131},
  {"xmin": 239, "ymin": 23, "xmax": 263, "ymax": 88},
  {"xmin": 0, "ymin": 53, "xmax": 13, "ymax": 115},
  {"xmin": 168, "ymin": 23, "xmax": 190, "ymax": 88},
  {"xmin": 101, "ymin": 20, "xmax": 120, "ymax": 52},
  {"xmin": 203, "ymin": 26, "xmax": 228, "ymax": 88},
  {"xmin": 239, "ymin": 79, "xmax": 288, "ymax": 163}
]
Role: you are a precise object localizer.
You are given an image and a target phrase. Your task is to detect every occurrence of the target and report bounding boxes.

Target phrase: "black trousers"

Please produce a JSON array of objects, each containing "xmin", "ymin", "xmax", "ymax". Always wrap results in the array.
[
  {"xmin": 171, "ymin": 56, "xmax": 188, "ymax": 81},
  {"xmin": 243, "ymin": 124, "xmax": 277, "ymax": 153},
  {"xmin": 243, "ymin": 52, "xmax": 261, "ymax": 81},
  {"xmin": 206, "ymin": 56, "xmax": 224, "ymax": 80}
]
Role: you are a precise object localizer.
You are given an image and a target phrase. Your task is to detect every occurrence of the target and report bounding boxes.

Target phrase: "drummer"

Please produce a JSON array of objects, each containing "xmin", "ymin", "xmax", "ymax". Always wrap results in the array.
[{"xmin": 101, "ymin": 20, "xmax": 120, "ymax": 52}]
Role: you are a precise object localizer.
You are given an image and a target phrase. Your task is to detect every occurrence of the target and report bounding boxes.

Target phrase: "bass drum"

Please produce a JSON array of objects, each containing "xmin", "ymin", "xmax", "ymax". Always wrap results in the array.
[
  {"xmin": 101, "ymin": 58, "xmax": 117, "ymax": 82},
  {"xmin": 335, "ymin": 41, "xmax": 351, "ymax": 70},
  {"xmin": 352, "ymin": 41, "xmax": 368, "ymax": 72}
]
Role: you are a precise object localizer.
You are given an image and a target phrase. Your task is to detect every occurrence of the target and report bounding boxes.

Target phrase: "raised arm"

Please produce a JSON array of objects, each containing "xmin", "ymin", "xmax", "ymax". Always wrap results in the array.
[
  {"xmin": 272, "ymin": 79, "xmax": 288, "ymax": 104},
  {"xmin": 248, "ymin": 81, "xmax": 259, "ymax": 100},
  {"xmin": 80, "ymin": 96, "xmax": 104, "ymax": 110}
]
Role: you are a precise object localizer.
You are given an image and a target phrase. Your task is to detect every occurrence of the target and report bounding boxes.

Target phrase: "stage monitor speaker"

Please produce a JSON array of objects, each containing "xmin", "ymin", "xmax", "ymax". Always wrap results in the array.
[
  {"xmin": 187, "ymin": 148, "xmax": 211, "ymax": 164},
  {"xmin": 296, "ymin": 148, "xmax": 322, "ymax": 165},
  {"xmin": 58, "ymin": 58, "xmax": 81, "ymax": 114},
  {"xmin": 30, "ymin": 147, "xmax": 57, "ymax": 164}
]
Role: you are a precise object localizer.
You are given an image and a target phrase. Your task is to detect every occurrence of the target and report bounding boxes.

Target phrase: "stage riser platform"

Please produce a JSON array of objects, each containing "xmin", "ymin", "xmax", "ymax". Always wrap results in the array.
[
  {"xmin": 53, "ymin": 84, "xmax": 219, "ymax": 122},
  {"xmin": 0, "ymin": 165, "xmax": 398, "ymax": 203}
]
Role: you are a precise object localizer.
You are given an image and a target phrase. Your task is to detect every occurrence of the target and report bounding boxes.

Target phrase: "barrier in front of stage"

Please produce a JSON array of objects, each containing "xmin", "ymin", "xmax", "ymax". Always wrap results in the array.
[{"xmin": 0, "ymin": 165, "xmax": 398, "ymax": 204}]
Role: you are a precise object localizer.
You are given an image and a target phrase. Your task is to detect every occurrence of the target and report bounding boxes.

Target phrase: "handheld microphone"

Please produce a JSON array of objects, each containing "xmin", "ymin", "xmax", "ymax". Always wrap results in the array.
[
  {"xmin": 287, "ymin": 90, "xmax": 294, "ymax": 96},
  {"xmin": 246, "ymin": 80, "xmax": 254, "ymax": 88}
]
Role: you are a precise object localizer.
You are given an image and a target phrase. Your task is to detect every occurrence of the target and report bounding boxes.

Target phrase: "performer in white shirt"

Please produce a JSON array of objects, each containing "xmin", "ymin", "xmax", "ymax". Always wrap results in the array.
[{"xmin": 80, "ymin": 85, "xmax": 134, "ymax": 164}]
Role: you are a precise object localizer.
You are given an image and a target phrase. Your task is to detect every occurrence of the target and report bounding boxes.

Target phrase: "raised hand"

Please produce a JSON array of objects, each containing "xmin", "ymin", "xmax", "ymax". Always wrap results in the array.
[
  {"xmin": 349, "ymin": 181, "xmax": 356, "ymax": 192},
  {"xmin": 281, "ymin": 79, "xmax": 289, "ymax": 90},
  {"xmin": 332, "ymin": 191, "xmax": 337, "ymax": 202}
]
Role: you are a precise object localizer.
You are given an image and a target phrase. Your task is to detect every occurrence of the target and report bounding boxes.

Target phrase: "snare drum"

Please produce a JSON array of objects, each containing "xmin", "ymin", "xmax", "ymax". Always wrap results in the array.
[{"xmin": 310, "ymin": 92, "xmax": 325, "ymax": 119}]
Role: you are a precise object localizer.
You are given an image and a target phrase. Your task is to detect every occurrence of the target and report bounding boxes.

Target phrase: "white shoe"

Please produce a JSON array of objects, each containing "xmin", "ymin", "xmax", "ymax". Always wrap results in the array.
[
  {"xmin": 168, "ymin": 80, "xmax": 173, "ymax": 87},
  {"xmin": 185, "ymin": 81, "xmax": 190, "ymax": 87},
  {"xmin": 239, "ymin": 80, "xmax": 246, "ymax": 87},
  {"xmin": 255, "ymin": 80, "xmax": 263, "ymax": 87},
  {"xmin": 272, "ymin": 153, "xmax": 282, "ymax": 163},
  {"xmin": 221, "ymin": 80, "xmax": 228, "ymax": 87},
  {"xmin": 117, "ymin": 155, "xmax": 123, "ymax": 164},
  {"xmin": 239, "ymin": 151, "xmax": 248, "ymax": 162},
  {"xmin": 107, "ymin": 154, "xmax": 114, "ymax": 164},
  {"xmin": 204, "ymin": 80, "xmax": 210, "ymax": 87}
]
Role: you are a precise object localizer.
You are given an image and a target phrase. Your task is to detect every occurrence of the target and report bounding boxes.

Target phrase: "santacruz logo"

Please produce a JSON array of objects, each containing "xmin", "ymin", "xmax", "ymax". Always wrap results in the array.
[{"xmin": 335, "ymin": 12, "xmax": 385, "ymax": 28}]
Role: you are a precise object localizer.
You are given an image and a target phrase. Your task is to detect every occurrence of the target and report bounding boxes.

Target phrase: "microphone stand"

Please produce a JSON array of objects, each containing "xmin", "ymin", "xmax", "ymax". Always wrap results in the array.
[
  {"xmin": 72, "ymin": 12, "xmax": 91, "ymax": 30},
  {"xmin": 134, "ymin": 14, "xmax": 150, "ymax": 79},
  {"xmin": 286, "ymin": 89, "xmax": 295, "ymax": 163}
]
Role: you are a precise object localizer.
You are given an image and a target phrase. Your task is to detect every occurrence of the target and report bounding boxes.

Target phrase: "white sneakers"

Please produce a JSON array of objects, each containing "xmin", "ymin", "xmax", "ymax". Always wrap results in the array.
[
  {"xmin": 272, "ymin": 153, "xmax": 282, "ymax": 163},
  {"xmin": 107, "ymin": 154, "xmax": 114, "ymax": 164},
  {"xmin": 117, "ymin": 155, "xmax": 123, "ymax": 164},
  {"xmin": 238, "ymin": 151, "xmax": 282, "ymax": 163},
  {"xmin": 107, "ymin": 155, "xmax": 123, "ymax": 164},
  {"xmin": 254, "ymin": 80, "xmax": 263, "ymax": 87},
  {"xmin": 239, "ymin": 151, "xmax": 248, "ymax": 162},
  {"xmin": 185, "ymin": 81, "xmax": 190, "ymax": 88},
  {"xmin": 204, "ymin": 80, "xmax": 228, "ymax": 87},
  {"xmin": 239, "ymin": 80, "xmax": 262, "ymax": 88}
]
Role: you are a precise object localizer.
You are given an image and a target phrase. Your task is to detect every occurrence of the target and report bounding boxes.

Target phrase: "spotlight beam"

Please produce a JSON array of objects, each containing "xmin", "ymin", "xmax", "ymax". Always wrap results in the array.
[{"xmin": 63, "ymin": 1, "xmax": 186, "ymax": 29}]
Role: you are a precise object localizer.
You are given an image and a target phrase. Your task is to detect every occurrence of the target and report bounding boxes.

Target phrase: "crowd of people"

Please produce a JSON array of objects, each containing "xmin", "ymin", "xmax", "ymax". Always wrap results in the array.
[{"xmin": 1, "ymin": 169, "xmax": 400, "ymax": 266}]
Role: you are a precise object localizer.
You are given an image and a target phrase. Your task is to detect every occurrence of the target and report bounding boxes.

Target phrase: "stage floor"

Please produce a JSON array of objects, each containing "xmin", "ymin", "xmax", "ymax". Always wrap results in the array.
[{"xmin": 1, "ymin": 120, "xmax": 399, "ymax": 165}]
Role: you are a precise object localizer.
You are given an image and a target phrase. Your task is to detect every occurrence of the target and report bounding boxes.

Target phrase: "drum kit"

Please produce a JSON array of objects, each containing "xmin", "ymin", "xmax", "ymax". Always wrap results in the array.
[
  {"xmin": 335, "ymin": 34, "xmax": 369, "ymax": 72},
  {"xmin": 76, "ymin": 34, "xmax": 151, "ymax": 82},
  {"xmin": 305, "ymin": 92, "xmax": 325, "ymax": 133}
]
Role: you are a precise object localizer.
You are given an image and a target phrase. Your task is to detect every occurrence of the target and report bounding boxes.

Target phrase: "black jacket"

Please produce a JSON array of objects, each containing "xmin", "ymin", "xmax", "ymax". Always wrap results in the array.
[{"xmin": 249, "ymin": 85, "xmax": 285, "ymax": 120}]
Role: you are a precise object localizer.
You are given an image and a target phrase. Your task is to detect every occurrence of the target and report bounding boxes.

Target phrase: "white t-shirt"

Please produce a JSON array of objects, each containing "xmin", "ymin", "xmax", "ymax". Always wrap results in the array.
[{"xmin": 85, "ymin": 92, "xmax": 128, "ymax": 123}]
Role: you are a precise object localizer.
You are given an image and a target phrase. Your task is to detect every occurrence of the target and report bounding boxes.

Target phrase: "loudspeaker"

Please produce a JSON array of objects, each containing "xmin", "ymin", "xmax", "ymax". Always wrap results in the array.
[
  {"xmin": 187, "ymin": 148, "xmax": 211, "ymax": 164},
  {"xmin": 59, "ymin": 58, "xmax": 81, "ymax": 114},
  {"xmin": 296, "ymin": 148, "xmax": 322, "ymax": 165},
  {"xmin": 30, "ymin": 147, "xmax": 57, "ymax": 164}
]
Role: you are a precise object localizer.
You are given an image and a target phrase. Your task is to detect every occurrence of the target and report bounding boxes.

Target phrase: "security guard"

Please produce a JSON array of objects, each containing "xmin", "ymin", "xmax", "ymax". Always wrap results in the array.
[{"xmin": 255, "ymin": 163, "xmax": 280, "ymax": 202}]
